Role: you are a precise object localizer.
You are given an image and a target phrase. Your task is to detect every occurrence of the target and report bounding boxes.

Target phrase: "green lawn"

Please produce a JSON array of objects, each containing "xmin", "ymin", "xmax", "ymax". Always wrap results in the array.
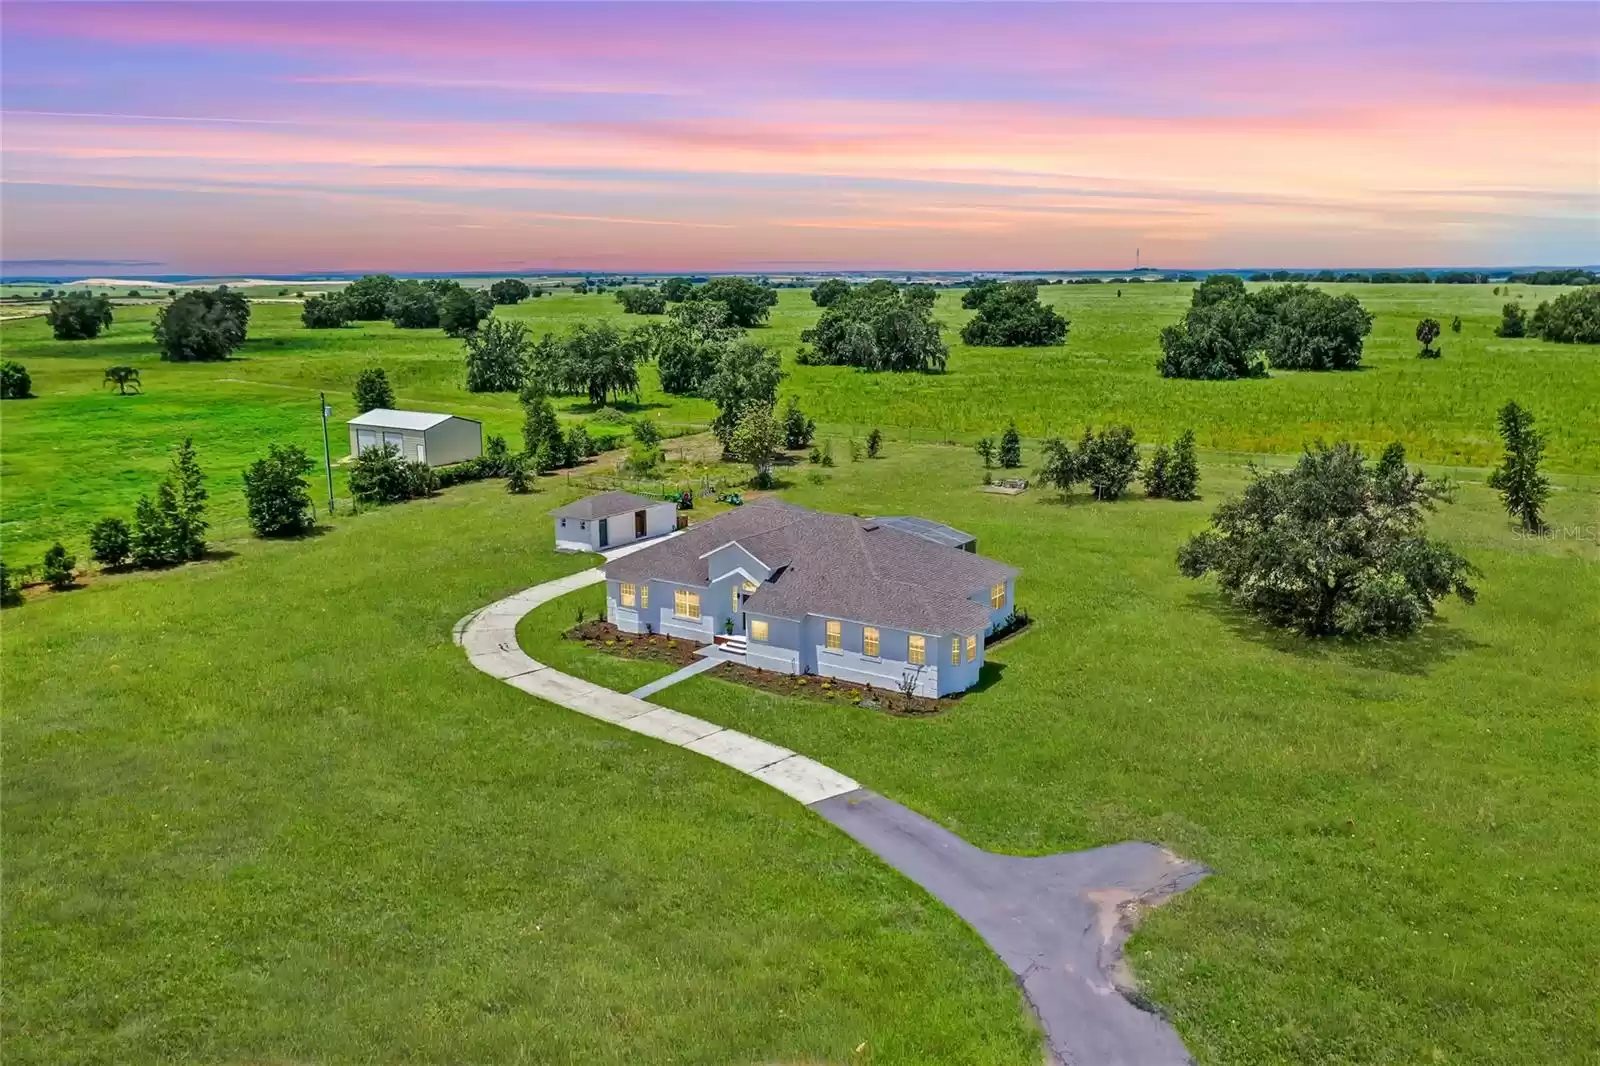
[
  {"xmin": 1, "ymin": 481, "xmax": 1040, "ymax": 1066},
  {"xmin": 4, "ymin": 280, "xmax": 1598, "ymax": 1064},
  {"xmin": 523, "ymin": 445, "xmax": 1600, "ymax": 1066},
  {"xmin": 3, "ymin": 282, "xmax": 1595, "ymax": 564}
]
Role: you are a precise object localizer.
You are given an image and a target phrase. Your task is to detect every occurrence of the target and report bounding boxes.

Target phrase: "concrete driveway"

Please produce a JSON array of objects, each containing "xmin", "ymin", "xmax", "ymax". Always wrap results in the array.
[{"xmin": 458, "ymin": 553, "xmax": 1208, "ymax": 1066}]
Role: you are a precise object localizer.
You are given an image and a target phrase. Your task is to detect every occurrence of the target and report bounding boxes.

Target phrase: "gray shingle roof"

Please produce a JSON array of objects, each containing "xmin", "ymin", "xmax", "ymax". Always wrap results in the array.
[
  {"xmin": 550, "ymin": 491, "xmax": 661, "ymax": 521},
  {"xmin": 604, "ymin": 498, "xmax": 1016, "ymax": 635}
]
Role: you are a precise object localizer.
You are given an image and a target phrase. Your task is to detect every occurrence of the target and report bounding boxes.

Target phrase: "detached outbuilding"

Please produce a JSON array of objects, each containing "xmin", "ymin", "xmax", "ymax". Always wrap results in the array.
[
  {"xmin": 347, "ymin": 409, "xmax": 482, "ymax": 467},
  {"xmin": 553, "ymin": 491, "xmax": 677, "ymax": 552}
]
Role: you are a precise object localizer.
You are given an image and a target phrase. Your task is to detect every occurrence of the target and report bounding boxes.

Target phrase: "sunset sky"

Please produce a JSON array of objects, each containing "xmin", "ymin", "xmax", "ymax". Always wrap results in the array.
[{"xmin": 2, "ymin": 2, "xmax": 1596, "ymax": 275}]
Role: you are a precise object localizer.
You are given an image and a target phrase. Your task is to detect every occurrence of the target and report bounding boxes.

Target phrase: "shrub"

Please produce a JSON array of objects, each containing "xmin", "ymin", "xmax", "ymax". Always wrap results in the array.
[
  {"xmin": 1143, "ymin": 443, "xmax": 1171, "ymax": 498},
  {"xmin": 301, "ymin": 292, "xmax": 352, "ymax": 328},
  {"xmin": 623, "ymin": 442, "xmax": 664, "ymax": 476},
  {"xmin": 630, "ymin": 417, "xmax": 661, "ymax": 447},
  {"xmin": 88, "ymin": 517, "xmax": 132, "ymax": 567},
  {"xmin": 131, "ymin": 492, "xmax": 176, "ymax": 567},
  {"xmin": 350, "ymin": 444, "xmax": 435, "ymax": 505},
  {"xmin": 166, "ymin": 438, "xmax": 208, "ymax": 560},
  {"xmin": 243, "ymin": 443, "xmax": 316, "ymax": 537},
  {"xmin": 505, "ymin": 456, "xmax": 533, "ymax": 494},
  {"xmin": 1450, "ymin": 315, "xmax": 1462, "ymax": 333},
  {"xmin": 42, "ymin": 543, "xmax": 76, "ymax": 590},
  {"xmin": 154, "ymin": 287, "xmax": 250, "ymax": 361},
  {"xmin": 565, "ymin": 424, "xmax": 596, "ymax": 461},
  {"xmin": 1529, "ymin": 287, "xmax": 1600, "ymax": 344},
  {"xmin": 520, "ymin": 386, "xmax": 569, "ymax": 471},
  {"xmin": 1487, "ymin": 401, "xmax": 1549, "ymax": 531},
  {"xmin": 975, "ymin": 437, "xmax": 996, "ymax": 468},
  {"xmin": 781, "ymin": 396, "xmax": 815, "ymax": 449},
  {"xmin": 481, "ymin": 434, "xmax": 514, "ymax": 476},
  {"xmin": 867, "ymin": 427, "xmax": 882, "ymax": 458},
  {"xmin": 998, "ymin": 424, "xmax": 1022, "ymax": 469},
  {"xmin": 1037, "ymin": 437, "xmax": 1079, "ymax": 495},
  {"xmin": 1167, "ymin": 430, "xmax": 1201, "ymax": 501},
  {"xmin": 0, "ymin": 562, "xmax": 21, "ymax": 606},
  {"xmin": 46, "ymin": 291, "xmax": 114, "ymax": 340},
  {"xmin": 1496, "ymin": 302, "xmax": 1527, "ymax": 338},
  {"xmin": 1416, "ymin": 317, "xmax": 1442, "ymax": 359},
  {"xmin": 1179, "ymin": 441, "xmax": 1477, "ymax": 637},
  {"xmin": 352, "ymin": 367, "xmax": 394, "ymax": 413},
  {"xmin": 0, "ymin": 360, "xmax": 32, "ymax": 399}
]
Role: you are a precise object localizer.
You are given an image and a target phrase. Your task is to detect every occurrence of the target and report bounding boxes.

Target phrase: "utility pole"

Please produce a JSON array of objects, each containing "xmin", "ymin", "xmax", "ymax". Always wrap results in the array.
[{"xmin": 319, "ymin": 392, "xmax": 335, "ymax": 514}]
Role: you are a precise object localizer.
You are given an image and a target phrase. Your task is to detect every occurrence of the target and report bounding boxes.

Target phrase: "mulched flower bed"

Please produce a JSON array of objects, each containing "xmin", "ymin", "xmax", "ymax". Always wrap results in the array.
[
  {"xmin": 566, "ymin": 620, "xmax": 955, "ymax": 716},
  {"xmin": 710, "ymin": 662, "xmax": 953, "ymax": 717},
  {"xmin": 564, "ymin": 620, "xmax": 701, "ymax": 667}
]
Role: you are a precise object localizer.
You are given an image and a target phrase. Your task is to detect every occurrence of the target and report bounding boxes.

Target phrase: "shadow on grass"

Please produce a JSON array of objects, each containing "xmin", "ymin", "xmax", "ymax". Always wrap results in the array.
[
  {"xmin": 967, "ymin": 660, "xmax": 1007, "ymax": 694},
  {"xmin": 1184, "ymin": 589, "xmax": 1485, "ymax": 677},
  {"xmin": 567, "ymin": 399, "xmax": 671, "ymax": 416}
]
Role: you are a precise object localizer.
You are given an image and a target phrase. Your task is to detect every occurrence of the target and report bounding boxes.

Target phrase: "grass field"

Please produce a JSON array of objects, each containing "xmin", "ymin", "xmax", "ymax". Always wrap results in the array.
[
  {"xmin": 4, "ymin": 281, "xmax": 1598, "ymax": 1064},
  {"xmin": 522, "ymin": 444, "xmax": 1600, "ymax": 1066},
  {"xmin": 1, "ymin": 482, "xmax": 1041, "ymax": 1066},
  {"xmin": 3, "ymin": 282, "xmax": 1596, "ymax": 565}
]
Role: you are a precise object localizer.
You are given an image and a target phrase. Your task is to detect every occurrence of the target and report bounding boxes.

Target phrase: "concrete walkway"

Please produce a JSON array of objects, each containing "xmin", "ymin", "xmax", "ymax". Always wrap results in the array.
[
  {"xmin": 457, "ymin": 556, "xmax": 1208, "ymax": 1066},
  {"xmin": 629, "ymin": 655, "xmax": 727, "ymax": 700}
]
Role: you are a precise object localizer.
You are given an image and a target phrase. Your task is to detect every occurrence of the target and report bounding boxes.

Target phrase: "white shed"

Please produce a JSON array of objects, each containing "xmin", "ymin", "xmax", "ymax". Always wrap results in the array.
[
  {"xmin": 348, "ymin": 409, "xmax": 482, "ymax": 467},
  {"xmin": 552, "ymin": 491, "xmax": 678, "ymax": 552}
]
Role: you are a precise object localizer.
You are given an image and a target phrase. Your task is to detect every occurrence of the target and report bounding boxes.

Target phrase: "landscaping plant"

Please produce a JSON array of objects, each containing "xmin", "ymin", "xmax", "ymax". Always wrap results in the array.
[
  {"xmin": 88, "ymin": 517, "xmax": 132, "ymax": 567},
  {"xmin": 242, "ymin": 443, "xmax": 316, "ymax": 537},
  {"xmin": 41, "ymin": 543, "xmax": 76, "ymax": 590}
]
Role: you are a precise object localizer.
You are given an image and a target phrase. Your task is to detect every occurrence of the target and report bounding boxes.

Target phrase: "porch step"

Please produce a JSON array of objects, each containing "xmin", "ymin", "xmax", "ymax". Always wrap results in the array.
[{"xmin": 720, "ymin": 635, "xmax": 748, "ymax": 656}]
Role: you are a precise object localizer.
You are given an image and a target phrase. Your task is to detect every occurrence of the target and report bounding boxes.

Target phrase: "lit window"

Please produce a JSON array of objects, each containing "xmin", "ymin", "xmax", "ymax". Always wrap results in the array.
[
  {"xmin": 674, "ymin": 589, "xmax": 701, "ymax": 620},
  {"xmin": 825, "ymin": 620, "xmax": 841, "ymax": 650},
  {"xmin": 863, "ymin": 626, "xmax": 880, "ymax": 657},
  {"xmin": 990, "ymin": 582, "xmax": 1005, "ymax": 610},
  {"xmin": 966, "ymin": 634, "xmax": 977, "ymax": 662},
  {"xmin": 951, "ymin": 638, "xmax": 960, "ymax": 665},
  {"xmin": 732, "ymin": 584, "xmax": 741, "ymax": 613},
  {"xmin": 639, "ymin": 585, "xmax": 648, "ymax": 609},
  {"xmin": 751, "ymin": 620, "xmax": 769, "ymax": 642},
  {"xmin": 620, "ymin": 582, "xmax": 636, "ymax": 607},
  {"xmin": 743, "ymin": 579, "xmax": 759, "ymax": 592},
  {"xmin": 908, "ymin": 635, "xmax": 925, "ymax": 665}
]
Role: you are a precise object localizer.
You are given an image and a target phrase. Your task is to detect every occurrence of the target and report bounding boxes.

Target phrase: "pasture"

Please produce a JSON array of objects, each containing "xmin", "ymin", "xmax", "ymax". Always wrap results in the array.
[
  {"xmin": 523, "ymin": 444, "xmax": 1600, "ymax": 1065},
  {"xmin": 2, "ymin": 281, "xmax": 1597, "ymax": 565},
  {"xmin": 3, "ymin": 279, "xmax": 1598, "ymax": 1064}
]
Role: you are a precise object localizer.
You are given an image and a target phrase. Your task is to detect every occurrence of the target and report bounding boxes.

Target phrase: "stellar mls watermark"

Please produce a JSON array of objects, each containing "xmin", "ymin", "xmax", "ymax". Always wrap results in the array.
[{"xmin": 1516, "ymin": 521, "xmax": 1593, "ymax": 541}]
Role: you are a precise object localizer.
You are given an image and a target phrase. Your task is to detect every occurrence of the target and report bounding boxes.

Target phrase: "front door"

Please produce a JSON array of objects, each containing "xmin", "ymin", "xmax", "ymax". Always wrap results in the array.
[
  {"xmin": 598, "ymin": 517, "xmax": 609, "ymax": 548},
  {"xmin": 634, "ymin": 510, "xmax": 647, "ymax": 537}
]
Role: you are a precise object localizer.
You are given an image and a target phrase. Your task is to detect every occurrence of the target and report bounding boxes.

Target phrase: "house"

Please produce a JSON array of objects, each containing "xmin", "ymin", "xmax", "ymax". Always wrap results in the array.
[
  {"xmin": 347, "ymin": 409, "xmax": 482, "ymax": 467},
  {"xmin": 552, "ymin": 491, "xmax": 678, "ymax": 552},
  {"xmin": 602, "ymin": 498, "xmax": 1018, "ymax": 696}
]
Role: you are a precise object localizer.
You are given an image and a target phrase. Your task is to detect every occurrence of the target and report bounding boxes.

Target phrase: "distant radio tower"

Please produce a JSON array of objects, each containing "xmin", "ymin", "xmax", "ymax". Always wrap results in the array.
[{"xmin": 1136, "ymin": 247, "xmax": 1141, "ymax": 271}]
